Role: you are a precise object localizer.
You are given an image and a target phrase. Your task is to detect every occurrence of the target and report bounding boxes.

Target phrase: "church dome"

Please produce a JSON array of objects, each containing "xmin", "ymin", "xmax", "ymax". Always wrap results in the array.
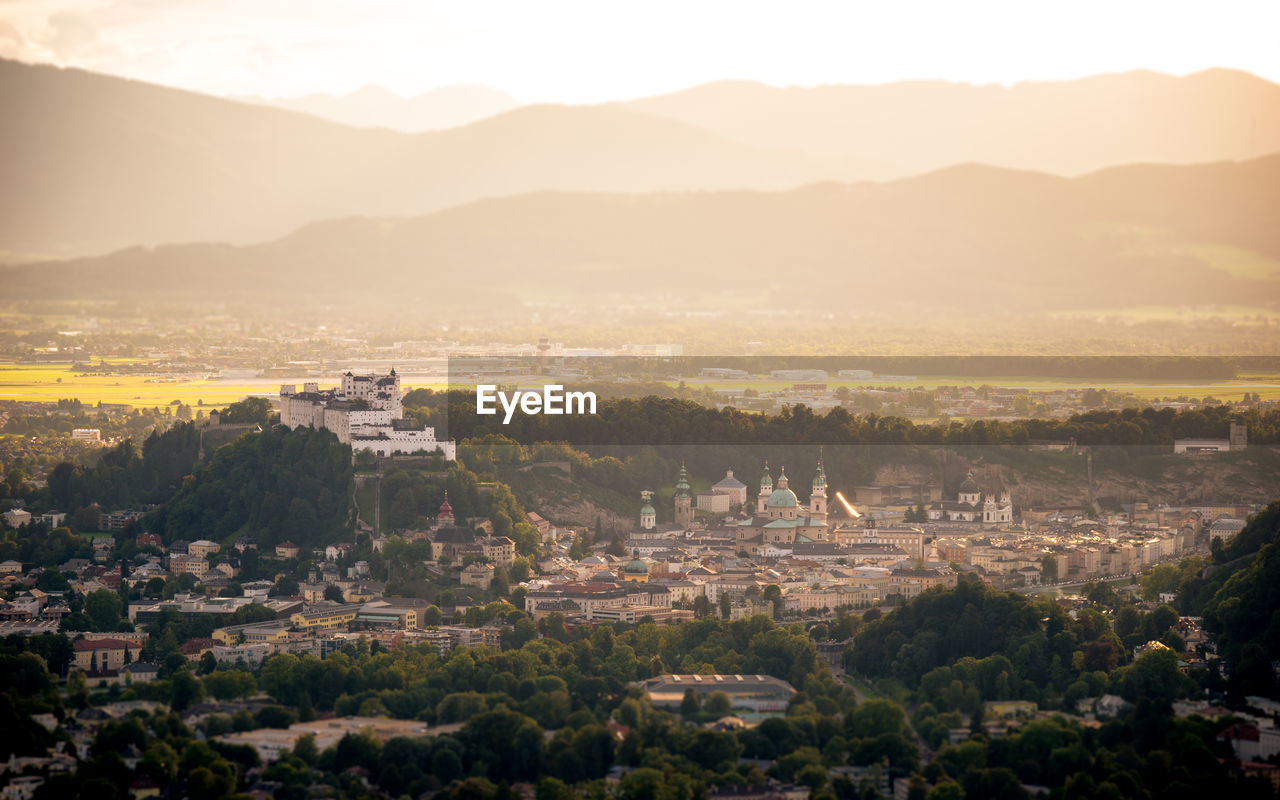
[
  {"xmin": 624, "ymin": 554, "xmax": 649, "ymax": 575},
  {"xmin": 959, "ymin": 472, "xmax": 979, "ymax": 494},
  {"xmin": 767, "ymin": 482, "xmax": 799, "ymax": 508},
  {"xmin": 640, "ymin": 502, "xmax": 655, "ymax": 516}
]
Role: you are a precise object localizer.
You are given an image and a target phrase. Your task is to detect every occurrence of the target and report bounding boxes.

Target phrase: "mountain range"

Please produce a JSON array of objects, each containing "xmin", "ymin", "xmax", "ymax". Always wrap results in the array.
[
  {"xmin": 3, "ymin": 58, "xmax": 1280, "ymax": 261},
  {"xmin": 233, "ymin": 84, "xmax": 520, "ymax": 132},
  {"xmin": 4, "ymin": 154, "xmax": 1277, "ymax": 314}
]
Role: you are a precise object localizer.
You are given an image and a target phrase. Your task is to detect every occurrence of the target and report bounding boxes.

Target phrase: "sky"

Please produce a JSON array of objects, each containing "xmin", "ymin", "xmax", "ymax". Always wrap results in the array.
[{"xmin": 0, "ymin": 0, "xmax": 1278, "ymax": 103}]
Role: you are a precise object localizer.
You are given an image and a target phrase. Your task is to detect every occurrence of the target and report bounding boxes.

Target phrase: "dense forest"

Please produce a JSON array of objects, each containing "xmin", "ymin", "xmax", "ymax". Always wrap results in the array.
[
  {"xmin": 40, "ymin": 422, "xmax": 202, "ymax": 514},
  {"xmin": 413, "ymin": 390, "xmax": 1277, "ymax": 447},
  {"xmin": 145, "ymin": 425, "xmax": 354, "ymax": 548},
  {"xmin": 1177, "ymin": 502, "xmax": 1280, "ymax": 698}
]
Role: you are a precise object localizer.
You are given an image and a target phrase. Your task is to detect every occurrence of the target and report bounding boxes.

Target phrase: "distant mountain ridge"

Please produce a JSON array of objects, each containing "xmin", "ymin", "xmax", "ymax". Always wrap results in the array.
[
  {"xmin": 3, "ymin": 58, "xmax": 1280, "ymax": 261},
  {"xmin": 233, "ymin": 83, "xmax": 521, "ymax": 132},
  {"xmin": 4, "ymin": 154, "xmax": 1277, "ymax": 314},
  {"xmin": 0, "ymin": 58, "xmax": 830, "ymax": 260},
  {"xmin": 620, "ymin": 69, "xmax": 1280, "ymax": 177}
]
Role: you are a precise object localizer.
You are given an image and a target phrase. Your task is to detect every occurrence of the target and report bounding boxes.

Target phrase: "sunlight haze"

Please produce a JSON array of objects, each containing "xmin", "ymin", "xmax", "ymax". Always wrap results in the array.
[{"xmin": 1, "ymin": 0, "xmax": 1277, "ymax": 102}]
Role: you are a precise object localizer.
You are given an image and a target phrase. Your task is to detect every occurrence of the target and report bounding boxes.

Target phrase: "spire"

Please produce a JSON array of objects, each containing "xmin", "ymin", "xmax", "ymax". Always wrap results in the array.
[
  {"xmin": 675, "ymin": 462, "xmax": 691, "ymax": 497},
  {"xmin": 760, "ymin": 460, "xmax": 773, "ymax": 490},
  {"xmin": 777, "ymin": 467, "xmax": 789, "ymax": 489},
  {"xmin": 813, "ymin": 448, "xmax": 827, "ymax": 490}
]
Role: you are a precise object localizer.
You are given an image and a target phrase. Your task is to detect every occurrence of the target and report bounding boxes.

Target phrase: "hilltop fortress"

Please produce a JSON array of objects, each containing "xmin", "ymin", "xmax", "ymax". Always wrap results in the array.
[{"xmin": 279, "ymin": 369, "xmax": 456, "ymax": 460}]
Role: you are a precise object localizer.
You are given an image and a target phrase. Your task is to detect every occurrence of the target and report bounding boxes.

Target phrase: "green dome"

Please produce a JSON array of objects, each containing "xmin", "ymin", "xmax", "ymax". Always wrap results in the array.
[
  {"xmin": 624, "ymin": 556, "xmax": 649, "ymax": 574},
  {"xmin": 767, "ymin": 487, "xmax": 799, "ymax": 508},
  {"xmin": 640, "ymin": 503, "xmax": 656, "ymax": 516},
  {"xmin": 759, "ymin": 461, "xmax": 772, "ymax": 489},
  {"xmin": 813, "ymin": 460, "xmax": 827, "ymax": 490}
]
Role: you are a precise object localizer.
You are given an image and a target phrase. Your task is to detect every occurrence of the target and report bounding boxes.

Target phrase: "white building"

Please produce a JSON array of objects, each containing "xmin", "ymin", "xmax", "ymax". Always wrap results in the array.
[
  {"xmin": 279, "ymin": 369, "xmax": 455, "ymax": 460},
  {"xmin": 2, "ymin": 509, "xmax": 31, "ymax": 528}
]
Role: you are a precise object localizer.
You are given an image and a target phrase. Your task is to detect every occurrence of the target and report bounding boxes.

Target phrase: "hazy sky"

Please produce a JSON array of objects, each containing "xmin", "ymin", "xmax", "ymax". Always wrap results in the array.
[{"xmin": 1, "ymin": 0, "xmax": 1278, "ymax": 102}]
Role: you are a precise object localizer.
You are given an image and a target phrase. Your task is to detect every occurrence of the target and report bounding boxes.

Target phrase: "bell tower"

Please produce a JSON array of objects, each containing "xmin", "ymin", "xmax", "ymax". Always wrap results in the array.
[
  {"xmin": 674, "ymin": 463, "xmax": 694, "ymax": 529},
  {"xmin": 758, "ymin": 461, "xmax": 773, "ymax": 514},
  {"xmin": 810, "ymin": 451, "xmax": 828, "ymax": 522}
]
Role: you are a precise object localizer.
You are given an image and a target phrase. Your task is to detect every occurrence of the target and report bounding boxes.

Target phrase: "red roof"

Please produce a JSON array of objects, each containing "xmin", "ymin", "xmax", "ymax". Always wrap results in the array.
[
  {"xmin": 1219, "ymin": 723, "xmax": 1260, "ymax": 742},
  {"xmin": 439, "ymin": 494, "xmax": 453, "ymax": 514},
  {"xmin": 74, "ymin": 638, "xmax": 131, "ymax": 651}
]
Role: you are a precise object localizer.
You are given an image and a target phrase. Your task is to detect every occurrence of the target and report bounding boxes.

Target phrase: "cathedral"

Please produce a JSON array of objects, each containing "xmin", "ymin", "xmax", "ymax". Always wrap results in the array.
[{"xmin": 736, "ymin": 459, "xmax": 830, "ymax": 545}]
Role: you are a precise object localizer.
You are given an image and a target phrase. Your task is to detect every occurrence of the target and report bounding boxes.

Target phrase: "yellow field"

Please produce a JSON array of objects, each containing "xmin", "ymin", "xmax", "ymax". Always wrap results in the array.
[
  {"xmin": 0, "ymin": 364, "xmax": 262, "ymax": 409},
  {"xmin": 0, "ymin": 364, "xmax": 451, "ymax": 409}
]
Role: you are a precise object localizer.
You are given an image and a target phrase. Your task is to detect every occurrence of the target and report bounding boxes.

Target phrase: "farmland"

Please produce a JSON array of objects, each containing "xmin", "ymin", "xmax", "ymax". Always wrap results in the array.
[
  {"xmin": 4, "ymin": 360, "xmax": 1280, "ymax": 410},
  {"xmin": 0, "ymin": 363, "xmax": 450, "ymax": 409}
]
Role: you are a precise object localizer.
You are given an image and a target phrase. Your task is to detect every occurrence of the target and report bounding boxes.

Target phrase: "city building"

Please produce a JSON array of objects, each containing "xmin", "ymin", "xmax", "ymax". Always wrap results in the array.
[
  {"xmin": 928, "ymin": 472, "xmax": 1013, "ymax": 526},
  {"xmin": 636, "ymin": 674, "xmax": 797, "ymax": 714}
]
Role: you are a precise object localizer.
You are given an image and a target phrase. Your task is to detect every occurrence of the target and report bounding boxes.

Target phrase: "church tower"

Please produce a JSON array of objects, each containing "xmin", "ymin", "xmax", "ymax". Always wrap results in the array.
[
  {"xmin": 639, "ymin": 490, "xmax": 656, "ymax": 531},
  {"xmin": 758, "ymin": 461, "xmax": 773, "ymax": 514},
  {"xmin": 674, "ymin": 463, "xmax": 694, "ymax": 529},
  {"xmin": 809, "ymin": 452, "xmax": 828, "ymax": 522}
]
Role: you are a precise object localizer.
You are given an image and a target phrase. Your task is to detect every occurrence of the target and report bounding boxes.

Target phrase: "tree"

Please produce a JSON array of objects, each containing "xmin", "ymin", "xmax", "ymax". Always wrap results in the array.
[
  {"xmin": 169, "ymin": 669, "xmax": 205, "ymax": 711},
  {"xmin": 704, "ymin": 690, "xmax": 732, "ymax": 715},
  {"xmin": 219, "ymin": 397, "xmax": 273, "ymax": 425},
  {"xmin": 85, "ymin": 588, "xmax": 123, "ymax": 632},
  {"xmin": 680, "ymin": 688, "xmax": 701, "ymax": 716},
  {"xmin": 271, "ymin": 575, "xmax": 299, "ymax": 597},
  {"xmin": 292, "ymin": 733, "xmax": 318, "ymax": 766},
  {"xmin": 197, "ymin": 651, "xmax": 217, "ymax": 675},
  {"xmin": 763, "ymin": 584, "xmax": 783, "ymax": 616},
  {"xmin": 67, "ymin": 669, "xmax": 88, "ymax": 708},
  {"xmin": 1041, "ymin": 555, "xmax": 1058, "ymax": 583}
]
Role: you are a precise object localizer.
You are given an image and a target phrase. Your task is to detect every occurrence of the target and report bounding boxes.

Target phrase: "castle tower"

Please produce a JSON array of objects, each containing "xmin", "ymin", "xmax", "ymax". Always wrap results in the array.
[
  {"xmin": 809, "ymin": 452, "xmax": 828, "ymax": 522},
  {"xmin": 758, "ymin": 461, "xmax": 773, "ymax": 514},
  {"xmin": 674, "ymin": 463, "xmax": 694, "ymax": 529},
  {"xmin": 639, "ymin": 490, "xmax": 656, "ymax": 531}
]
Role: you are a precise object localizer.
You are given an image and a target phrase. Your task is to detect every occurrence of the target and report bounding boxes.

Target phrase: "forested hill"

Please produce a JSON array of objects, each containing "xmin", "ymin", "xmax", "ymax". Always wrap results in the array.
[
  {"xmin": 1180, "ymin": 501, "xmax": 1280, "ymax": 698},
  {"xmin": 147, "ymin": 426, "xmax": 354, "ymax": 549},
  {"xmin": 42, "ymin": 422, "xmax": 202, "ymax": 513}
]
